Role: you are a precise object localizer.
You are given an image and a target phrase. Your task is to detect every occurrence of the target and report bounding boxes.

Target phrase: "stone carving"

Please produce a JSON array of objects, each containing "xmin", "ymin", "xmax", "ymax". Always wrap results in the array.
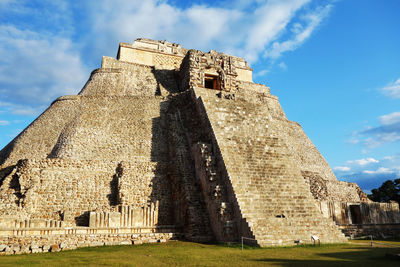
[{"xmin": 0, "ymin": 38, "xmax": 398, "ymax": 254}]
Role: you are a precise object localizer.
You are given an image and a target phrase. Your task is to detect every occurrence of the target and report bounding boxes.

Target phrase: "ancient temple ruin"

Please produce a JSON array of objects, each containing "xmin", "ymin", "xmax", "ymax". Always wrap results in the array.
[{"xmin": 0, "ymin": 38, "xmax": 399, "ymax": 254}]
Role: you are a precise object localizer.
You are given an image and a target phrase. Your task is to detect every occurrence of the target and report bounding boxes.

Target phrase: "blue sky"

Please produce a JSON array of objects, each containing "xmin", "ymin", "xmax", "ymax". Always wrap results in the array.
[{"xmin": 0, "ymin": 0, "xmax": 399, "ymax": 191}]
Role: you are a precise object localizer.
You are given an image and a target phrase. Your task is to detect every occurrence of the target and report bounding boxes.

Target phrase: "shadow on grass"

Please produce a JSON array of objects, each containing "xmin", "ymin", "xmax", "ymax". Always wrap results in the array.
[{"xmin": 254, "ymin": 246, "xmax": 400, "ymax": 266}]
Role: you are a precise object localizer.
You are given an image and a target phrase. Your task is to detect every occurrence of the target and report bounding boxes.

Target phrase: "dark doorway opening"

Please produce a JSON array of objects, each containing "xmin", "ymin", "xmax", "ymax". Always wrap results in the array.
[
  {"xmin": 204, "ymin": 74, "xmax": 220, "ymax": 90},
  {"xmin": 349, "ymin": 205, "xmax": 362, "ymax": 224}
]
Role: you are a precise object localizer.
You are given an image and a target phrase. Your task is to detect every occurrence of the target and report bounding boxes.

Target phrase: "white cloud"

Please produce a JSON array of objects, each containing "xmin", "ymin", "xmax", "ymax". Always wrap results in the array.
[
  {"xmin": 382, "ymin": 78, "xmax": 400, "ymax": 99},
  {"xmin": 379, "ymin": 112, "xmax": 400, "ymax": 125},
  {"xmin": 242, "ymin": 0, "xmax": 311, "ymax": 62},
  {"xmin": 0, "ymin": 25, "xmax": 89, "ymax": 106},
  {"xmin": 350, "ymin": 111, "xmax": 400, "ymax": 148},
  {"xmin": 364, "ymin": 133, "xmax": 400, "ymax": 148},
  {"xmin": 346, "ymin": 138, "xmax": 359, "ymax": 144},
  {"xmin": 383, "ymin": 155, "xmax": 395, "ymax": 161},
  {"xmin": 0, "ymin": 120, "xmax": 10, "ymax": 126},
  {"xmin": 84, "ymin": 0, "xmax": 331, "ymax": 64},
  {"xmin": 0, "ymin": 101, "xmax": 44, "ymax": 116},
  {"xmin": 254, "ymin": 69, "xmax": 270, "ymax": 78},
  {"xmin": 264, "ymin": 3, "xmax": 332, "ymax": 59},
  {"xmin": 346, "ymin": 157, "xmax": 379, "ymax": 166},
  {"xmin": 0, "ymin": 0, "xmax": 334, "ymax": 120},
  {"xmin": 333, "ymin": 166, "xmax": 350, "ymax": 171},
  {"xmin": 278, "ymin": 62, "xmax": 288, "ymax": 70},
  {"xmin": 363, "ymin": 167, "xmax": 394, "ymax": 175}
]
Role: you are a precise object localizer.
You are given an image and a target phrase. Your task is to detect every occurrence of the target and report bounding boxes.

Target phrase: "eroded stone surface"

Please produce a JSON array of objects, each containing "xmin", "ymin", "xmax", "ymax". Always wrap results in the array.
[{"xmin": 0, "ymin": 38, "xmax": 399, "ymax": 254}]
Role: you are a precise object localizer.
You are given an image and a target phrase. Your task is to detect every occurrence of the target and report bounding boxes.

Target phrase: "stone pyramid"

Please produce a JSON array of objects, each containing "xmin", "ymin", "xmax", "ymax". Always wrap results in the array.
[{"xmin": 0, "ymin": 38, "xmax": 366, "ymax": 248}]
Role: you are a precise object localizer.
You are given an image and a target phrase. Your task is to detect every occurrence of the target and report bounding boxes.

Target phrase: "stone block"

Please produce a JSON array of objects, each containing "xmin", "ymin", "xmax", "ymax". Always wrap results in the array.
[
  {"xmin": 50, "ymin": 244, "xmax": 60, "ymax": 252},
  {"xmin": 109, "ymin": 212, "xmax": 121, "ymax": 227},
  {"xmin": 12, "ymin": 245, "xmax": 21, "ymax": 253},
  {"xmin": 89, "ymin": 241, "xmax": 104, "ymax": 247},
  {"xmin": 31, "ymin": 248, "xmax": 43, "ymax": 253},
  {"xmin": 133, "ymin": 240, "xmax": 143, "ymax": 245},
  {"xmin": 120, "ymin": 240, "xmax": 131, "ymax": 245},
  {"xmin": 20, "ymin": 245, "xmax": 31, "ymax": 254}
]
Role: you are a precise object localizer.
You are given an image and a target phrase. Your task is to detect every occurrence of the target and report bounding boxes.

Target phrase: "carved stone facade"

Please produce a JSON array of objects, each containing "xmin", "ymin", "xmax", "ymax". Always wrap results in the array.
[{"xmin": 0, "ymin": 38, "xmax": 399, "ymax": 254}]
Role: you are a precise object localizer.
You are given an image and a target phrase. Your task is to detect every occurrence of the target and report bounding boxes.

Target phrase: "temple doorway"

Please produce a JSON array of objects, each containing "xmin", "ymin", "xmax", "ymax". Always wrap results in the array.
[{"xmin": 204, "ymin": 74, "xmax": 220, "ymax": 90}]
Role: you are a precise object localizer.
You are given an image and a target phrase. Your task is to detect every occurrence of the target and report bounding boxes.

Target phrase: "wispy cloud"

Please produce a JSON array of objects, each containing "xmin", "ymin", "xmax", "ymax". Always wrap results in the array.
[
  {"xmin": 0, "ymin": 101, "xmax": 44, "ymax": 116},
  {"xmin": 264, "ymin": 3, "xmax": 332, "ymax": 59},
  {"xmin": 363, "ymin": 167, "xmax": 394, "ymax": 175},
  {"xmin": 382, "ymin": 78, "xmax": 400, "ymax": 99},
  {"xmin": 0, "ymin": 120, "xmax": 10, "ymax": 126},
  {"xmin": 0, "ymin": 25, "xmax": 89, "ymax": 107},
  {"xmin": 380, "ymin": 111, "xmax": 400, "ymax": 125},
  {"xmin": 348, "ymin": 111, "xmax": 400, "ymax": 148},
  {"xmin": 333, "ymin": 166, "xmax": 351, "ymax": 171},
  {"xmin": 346, "ymin": 157, "xmax": 379, "ymax": 166},
  {"xmin": 84, "ymin": 0, "xmax": 333, "ymax": 64},
  {"xmin": 278, "ymin": 62, "xmax": 288, "ymax": 70},
  {"xmin": 334, "ymin": 154, "xmax": 400, "ymax": 190},
  {"xmin": 0, "ymin": 0, "xmax": 335, "ymax": 117}
]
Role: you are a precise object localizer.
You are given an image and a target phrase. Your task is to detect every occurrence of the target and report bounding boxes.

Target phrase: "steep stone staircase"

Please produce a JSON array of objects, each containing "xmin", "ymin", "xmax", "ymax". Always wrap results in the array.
[
  {"xmin": 193, "ymin": 88, "xmax": 347, "ymax": 245},
  {"xmin": 167, "ymin": 95, "xmax": 214, "ymax": 242}
]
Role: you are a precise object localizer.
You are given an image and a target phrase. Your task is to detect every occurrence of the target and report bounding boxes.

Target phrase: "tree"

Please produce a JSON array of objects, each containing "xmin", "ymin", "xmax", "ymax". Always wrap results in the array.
[{"xmin": 368, "ymin": 178, "xmax": 400, "ymax": 204}]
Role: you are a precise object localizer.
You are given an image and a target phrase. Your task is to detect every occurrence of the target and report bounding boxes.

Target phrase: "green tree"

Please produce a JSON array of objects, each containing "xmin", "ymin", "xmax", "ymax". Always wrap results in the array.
[{"xmin": 368, "ymin": 178, "xmax": 400, "ymax": 203}]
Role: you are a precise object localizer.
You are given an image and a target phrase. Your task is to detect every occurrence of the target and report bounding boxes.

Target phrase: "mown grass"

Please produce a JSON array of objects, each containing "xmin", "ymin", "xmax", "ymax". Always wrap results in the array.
[{"xmin": 1, "ymin": 240, "xmax": 399, "ymax": 266}]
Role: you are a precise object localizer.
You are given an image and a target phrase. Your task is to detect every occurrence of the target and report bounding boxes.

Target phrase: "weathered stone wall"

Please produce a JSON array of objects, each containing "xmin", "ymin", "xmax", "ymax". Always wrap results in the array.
[
  {"xmin": 190, "ymin": 87, "xmax": 347, "ymax": 246},
  {"xmin": 0, "ymin": 159, "xmax": 172, "ymax": 226},
  {"xmin": 0, "ymin": 229, "xmax": 178, "ymax": 255},
  {"xmin": 0, "ymin": 97, "xmax": 80, "ymax": 168},
  {"xmin": 165, "ymin": 94, "xmax": 214, "ymax": 242},
  {"xmin": 80, "ymin": 58, "xmax": 179, "ymax": 97},
  {"xmin": 317, "ymin": 201, "xmax": 400, "ymax": 225},
  {"xmin": 118, "ymin": 39, "xmax": 186, "ymax": 69},
  {"xmin": 49, "ymin": 96, "xmax": 169, "ymax": 162},
  {"xmin": 303, "ymin": 171, "xmax": 368, "ymax": 202},
  {"xmin": 179, "ymin": 49, "xmax": 253, "ymax": 93},
  {"xmin": 338, "ymin": 224, "xmax": 400, "ymax": 238}
]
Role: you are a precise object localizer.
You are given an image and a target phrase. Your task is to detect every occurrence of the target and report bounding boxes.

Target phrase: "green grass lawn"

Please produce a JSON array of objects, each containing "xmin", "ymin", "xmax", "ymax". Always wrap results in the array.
[{"xmin": 1, "ymin": 240, "xmax": 399, "ymax": 266}]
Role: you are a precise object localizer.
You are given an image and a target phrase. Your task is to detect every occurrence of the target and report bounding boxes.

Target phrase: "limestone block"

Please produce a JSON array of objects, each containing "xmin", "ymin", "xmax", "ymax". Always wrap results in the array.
[
  {"xmin": 12, "ymin": 244, "xmax": 20, "ymax": 253},
  {"xmin": 0, "ymin": 219, "xmax": 16, "ymax": 229},
  {"xmin": 133, "ymin": 240, "xmax": 143, "ymax": 245},
  {"xmin": 20, "ymin": 245, "xmax": 30, "ymax": 254},
  {"xmin": 89, "ymin": 241, "xmax": 104, "ymax": 247},
  {"xmin": 31, "ymin": 247, "xmax": 43, "ymax": 253},
  {"xmin": 108, "ymin": 212, "xmax": 121, "ymax": 227},
  {"xmin": 89, "ymin": 212, "xmax": 97, "ymax": 228},
  {"xmin": 50, "ymin": 244, "xmax": 60, "ymax": 252}
]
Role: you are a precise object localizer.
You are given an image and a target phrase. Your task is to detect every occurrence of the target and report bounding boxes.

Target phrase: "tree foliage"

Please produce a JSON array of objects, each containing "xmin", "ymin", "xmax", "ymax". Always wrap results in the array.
[{"xmin": 368, "ymin": 178, "xmax": 400, "ymax": 203}]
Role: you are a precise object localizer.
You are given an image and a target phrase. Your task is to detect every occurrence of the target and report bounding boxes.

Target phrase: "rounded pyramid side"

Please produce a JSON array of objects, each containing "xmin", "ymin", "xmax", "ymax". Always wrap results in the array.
[{"xmin": 0, "ymin": 96, "xmax": 81, "ymax": 169}]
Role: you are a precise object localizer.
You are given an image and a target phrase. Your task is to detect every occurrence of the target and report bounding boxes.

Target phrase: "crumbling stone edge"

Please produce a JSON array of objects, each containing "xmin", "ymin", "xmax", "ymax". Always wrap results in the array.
[{"xmin": 0, "ymin": 232, "xmax": 181, "ymax": 255}]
